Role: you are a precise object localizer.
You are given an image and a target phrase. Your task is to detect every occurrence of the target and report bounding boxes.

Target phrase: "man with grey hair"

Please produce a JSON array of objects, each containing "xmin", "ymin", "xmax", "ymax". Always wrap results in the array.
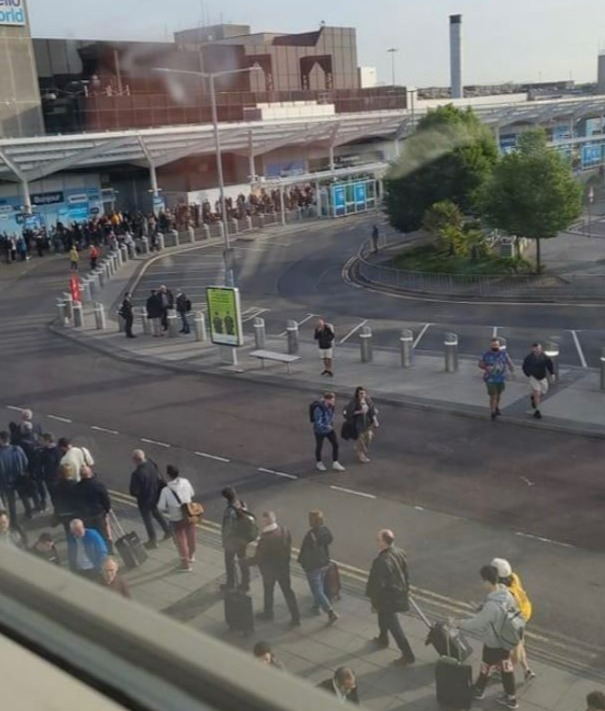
[
  {"xmin": 246, "ymin": 511, "xmax": 301, "ymax": 627},
  {"xmin": 67, "ymin": 518, "xmax": 107, "ymax": 578},
  {"xmin": 366, "ymin": 529, "xmax": 415, "ymax": 665},
  {"xmin": 129, "ymin": 449, "xmax": 170, "ymax": 549},
  {"xmin": 19, "ymin": 409, "xmax": 42, "ymax": 441}
]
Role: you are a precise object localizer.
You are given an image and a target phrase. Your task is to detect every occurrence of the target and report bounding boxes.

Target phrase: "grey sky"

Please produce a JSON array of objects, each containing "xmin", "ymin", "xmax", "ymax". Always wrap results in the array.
[{"xmin": 27, "ymin": 0, "xmax": 603, "ymax": 86}]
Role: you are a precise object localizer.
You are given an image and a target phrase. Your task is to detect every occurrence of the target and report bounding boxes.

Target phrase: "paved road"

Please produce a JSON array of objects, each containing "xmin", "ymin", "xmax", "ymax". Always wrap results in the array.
[{"xmin": 1, "ymin": 249, "xmax": 605, "ymax": 661}]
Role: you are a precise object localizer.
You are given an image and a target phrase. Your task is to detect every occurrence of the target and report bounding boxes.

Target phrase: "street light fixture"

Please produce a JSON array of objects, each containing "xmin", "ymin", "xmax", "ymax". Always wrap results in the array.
[
  {"xmin": 387, "ymin": 48, "xmax": 398, "ymax": 86},
  {"xmin": 153, "ymin": 65, "xmax": 261, "ymax": 286}
]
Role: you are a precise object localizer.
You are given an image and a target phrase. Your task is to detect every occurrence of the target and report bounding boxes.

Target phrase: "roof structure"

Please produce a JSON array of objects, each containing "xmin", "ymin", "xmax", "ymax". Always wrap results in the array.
[{"xmin": 1, "ymin": 95, "xmax": 605, "ymax": 184}]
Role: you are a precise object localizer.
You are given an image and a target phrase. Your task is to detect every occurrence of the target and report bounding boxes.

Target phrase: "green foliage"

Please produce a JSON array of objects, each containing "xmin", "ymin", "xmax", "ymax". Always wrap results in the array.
[
  {"xmin": 479, "ymin": 128, "xmax": 583, "ymax": 271},
  {"xmin": 384, "ymin": 105, "xmax": 499, "ymax": 233},
  {"xmin": 391, "ymin": 244, "xmax": 532, "ymax": 276}
]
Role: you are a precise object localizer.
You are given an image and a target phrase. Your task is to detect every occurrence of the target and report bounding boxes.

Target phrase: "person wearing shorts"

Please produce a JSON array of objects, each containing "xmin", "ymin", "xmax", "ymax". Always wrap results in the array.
[
  {"xmin": 314, "ymin": 318, "xmax": 335, "ymax": 377},
  {"xmin": 479, "ymin": 339, "xmax": 515, "ymax": 421},
  {"xmin": 522, "ymin": 343, "xmax": 554, "ymax": 420}
]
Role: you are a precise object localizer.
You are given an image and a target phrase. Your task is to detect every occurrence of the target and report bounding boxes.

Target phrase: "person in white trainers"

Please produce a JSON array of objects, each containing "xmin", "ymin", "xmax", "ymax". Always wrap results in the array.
[
  {"xmin": 311, "ymin": 392, "xmax": 345, "ymax": 472},
  {"xmin": 343, "ymin": 386, "xmax": 379, "ymax": 463}
]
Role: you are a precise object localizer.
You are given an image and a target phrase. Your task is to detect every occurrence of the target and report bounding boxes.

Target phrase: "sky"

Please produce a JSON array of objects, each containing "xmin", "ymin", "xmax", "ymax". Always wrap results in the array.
[{"xmin": 27, "ymin": 0, "xmax": 604, "ymax": 86}]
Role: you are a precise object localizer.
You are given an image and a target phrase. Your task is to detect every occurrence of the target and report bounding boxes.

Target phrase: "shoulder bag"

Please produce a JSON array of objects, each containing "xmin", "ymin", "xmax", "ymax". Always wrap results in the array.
[{"xmin": 169, "ymin": 485, "xmax": 204, "ymax": 524}]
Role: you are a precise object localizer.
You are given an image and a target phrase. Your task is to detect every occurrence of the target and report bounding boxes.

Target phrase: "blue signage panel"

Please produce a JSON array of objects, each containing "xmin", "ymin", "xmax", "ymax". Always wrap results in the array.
[
  {"xmin": 331, "ymin": 185, "xmax": 346, "ymax": 216},
  {"xmin": 31, "ymin": 191, "xmax": 64, "ymax": 206},
  {"xmin": 354, "ymin": 182, "xmax": 366, "ymax": 207},
  {"xmin": 581, "ymin": 144, "xmax": 602, "ymax": 168}
]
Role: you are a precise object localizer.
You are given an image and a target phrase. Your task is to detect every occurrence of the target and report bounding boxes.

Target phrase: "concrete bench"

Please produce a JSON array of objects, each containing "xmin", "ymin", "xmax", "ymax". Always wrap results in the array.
[{"xmin": 250, "ymin": 349, "xmax": 300, "ymax": 373}]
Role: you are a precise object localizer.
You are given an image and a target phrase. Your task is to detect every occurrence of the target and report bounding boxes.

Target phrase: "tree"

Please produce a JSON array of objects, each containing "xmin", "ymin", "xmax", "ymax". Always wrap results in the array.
[
  {"xmin": 423, "ymin": 200, "xmax": 465, "ymax": 255},
  {"xmin": 384, "ymin": 105, "xmax": 499, "ymax": 233},
  {"xmin": 479, "ymin": 129, "xmax": 582, "ymax": 272}
]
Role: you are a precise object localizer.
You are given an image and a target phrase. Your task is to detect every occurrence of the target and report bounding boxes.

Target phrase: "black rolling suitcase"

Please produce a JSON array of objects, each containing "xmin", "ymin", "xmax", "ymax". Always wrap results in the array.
[
  {"xmin": 410, "ymin": 597, "xmax": 473, "ymax": 662},
  {"xmin": 110, "ymin": 511, "xmax": 148, "ymax": 570},
  {"xmin": 224, "ymin": 589, "xmax": 254, "ymax": 634}
]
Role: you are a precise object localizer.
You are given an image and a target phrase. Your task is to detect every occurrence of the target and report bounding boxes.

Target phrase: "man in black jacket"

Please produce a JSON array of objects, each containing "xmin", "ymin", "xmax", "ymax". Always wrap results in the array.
[
  {"xmin": 146, "ymin": 289, "xmax": 163, "ymax": 337},
  {"xmin": 129, "ymin": 449, "xmax": 170, "ymax": 548},
  {"xmin": 522, "ymin": 343, "xmax": 555, "ymax": 420},
  {"xmin": 220, "ymin": 486, "xmax": 251, "ymax": 592},
  {"xmin": 366, "ymin": 528, "xmax": 415, "ymax": 665},
  {"xmin": 119, "ymin": 291, "xmax": 136, "ymax": 339},
  {"xmin": 317, "ymin": 667, "xmax": 359, "ymax": 704},
  {"xmin": 175, "ymin": 289, "xmax": 191, "ymax": 334},
  {"xmin": 314, "ymin": 318, "xmax": 335, "ymax": 377},
  {"xmin": 38, "ymin": 433, "xmax": 61, "ymax": 506},
  {"xmin": 76, "ymin": 465, "xmax": 112, "ymax": 548}
]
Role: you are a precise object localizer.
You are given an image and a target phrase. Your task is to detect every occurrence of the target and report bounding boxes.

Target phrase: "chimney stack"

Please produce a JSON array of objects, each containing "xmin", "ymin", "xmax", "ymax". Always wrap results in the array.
[{"xmin": 449, "ymin": 14, "xmax": 463, "ymax": 99}]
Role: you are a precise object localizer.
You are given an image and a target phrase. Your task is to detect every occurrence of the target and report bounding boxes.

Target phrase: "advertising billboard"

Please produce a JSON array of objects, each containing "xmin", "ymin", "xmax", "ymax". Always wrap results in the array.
[
  {"xmin": 331, "ymin": 184, "xmax": 346, "ymax": 217},
  {"xmin": 206, "ymin": 286, "xmax": 244, "ymax": 347},
  {"xmin": 0, "ymin": 0, "xmax": 26, "ymax": 26}
]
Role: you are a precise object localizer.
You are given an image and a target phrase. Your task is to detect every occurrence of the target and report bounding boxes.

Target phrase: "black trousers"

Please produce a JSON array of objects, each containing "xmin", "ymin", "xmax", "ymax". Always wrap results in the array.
[
  {"xmin": 315, "ymin": 431, "xmax": 339, "ymax": 462},
  {"xmin": 1, "ymin": 485, "xmax": 33, "ymax": 520},
  {"xmin": 138, "ymin": 504, "xmax": 170, "ymax": 542},
  {"xmin": 262, "ymin": 568, "xmax": 300, "ymax": 622},
  {"xmin": 377, "ymin": 609, "xmax": 415, "ymax": 662},
  {"xmin": 224, "ymin": 543, "xmax": 250, "ymax": 588},
  {"xmin": 124, "ymin": 315, "xmax": 134, "ymax": 337}
]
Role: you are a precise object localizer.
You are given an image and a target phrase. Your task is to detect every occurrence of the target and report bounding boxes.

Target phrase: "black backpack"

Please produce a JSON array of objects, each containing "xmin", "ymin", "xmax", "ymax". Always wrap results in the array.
[
  {"xmin": 309, "ymin": 400, "xmax": 321, "ymax": 423},
  {"xmin": 236, "ymin": 508, "xmax": 259, "ymax": 543}
]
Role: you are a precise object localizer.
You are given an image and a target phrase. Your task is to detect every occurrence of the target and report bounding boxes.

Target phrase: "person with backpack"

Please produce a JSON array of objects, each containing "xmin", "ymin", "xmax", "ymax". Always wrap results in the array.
[
  {"xmin": 342, "ymin": 386, "xmax": 379, "ymax": 463},
  {"xmin": 176, "ymin": 289, "xmax": 192, "ymax": 334},
  {"xmin": 297, "ymin": 510, "xmax": 338, "ymax": 625},
  {"xmin": 311, "ymin": 392, "xmax": 346, "ymax": 472},
  {"xmin": 451, "ymin": 565, "xmax": 522, "ymax": 710},
  {"xmin": 491, "ymin": 558, "xmax": 535, "ymax": 681},
  {"xmin": 220, "ymin": 486, "xmax": 255, "ymax": 592}
]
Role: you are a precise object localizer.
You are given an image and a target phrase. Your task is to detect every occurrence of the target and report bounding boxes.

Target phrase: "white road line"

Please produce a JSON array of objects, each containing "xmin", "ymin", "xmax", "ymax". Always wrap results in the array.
[
  {"xmin": 140, "ymin": 437, "xmax": 170, "ymax": 448},
  {"xmin": 515, "ymin": 531, "xmax": 574, "ymax": 548},
  {"xmin": 195, "ymin": 451, "xmax": 231, "ymax": 463},
  {"xmin": 492, "ymin": 326, "xmax": 498, "ymax": 338},
  {"xmin": 413, "ymin": 323, "xmax": 432, "ymax": 349},
  {"xmin": 6, "ymin": 405, "xmax": 22, "ymax": 412},
  {"xmin": 570, "ymin": 330, "xmax": 588, "ymax": 368},
  {"xmin": 257, "ymin": 467, "xmax": 298, "ymax": 480},
  {"xmin": 330, "ymin": 485, "xmax": 376, "ymax": 500},
  {"xmin": 48, "ymin": 414, "xmax": 72, "ymax": 424},
  {"xmin": 91, "ymin": 426, "xmax": 119, "ymax": 435},
  {"xmin": 414, "ymin": 506, "xmax": 425, "ymax": 511},
  {"xmin": 339, "ymin": 319, "xmax": 368, "ymax": 344},
  {"xmin": 242, "ymin": 308, "xmax": 269, "ymax": 323},
  {"xmin": 278, "ymin": 313, "xmax": 316, "ymax": 337}
]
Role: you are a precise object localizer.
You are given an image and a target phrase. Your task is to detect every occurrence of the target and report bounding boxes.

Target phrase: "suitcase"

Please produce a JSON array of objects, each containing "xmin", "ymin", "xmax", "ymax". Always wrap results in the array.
[
  {"xmin": 410, "ymin": 597, "xmax": 473, "ymax": 662},
  {"xmin": 435, "ymin": 655, "xmax": 473, "ymax": 710},
  {"xmin": 224, "ymin": 589, "xmax": 254, "ymax": 634},
  {"xmin": 324, "ymin": 561, "xmax": 341, "ymax": 602},
  {"xmin": 110, "ymin": 511, "xmax": 148, "ymax": 570}
]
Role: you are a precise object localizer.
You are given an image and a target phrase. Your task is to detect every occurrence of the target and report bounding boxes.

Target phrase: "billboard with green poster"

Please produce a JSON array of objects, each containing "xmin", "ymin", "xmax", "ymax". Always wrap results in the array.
[{"xmin": 206, "ymin": 286, "xmax": 244, "ymax": 347}]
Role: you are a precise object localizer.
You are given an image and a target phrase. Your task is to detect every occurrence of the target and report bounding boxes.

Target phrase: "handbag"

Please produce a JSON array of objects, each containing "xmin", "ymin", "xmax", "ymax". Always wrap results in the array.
[
  {"xmin": 170, "ymin": 485, "xmax": 204, "ymax": 524},
  {"xmin": 340, "ymin": 420, "xmax": 358, "ymax": 441}
]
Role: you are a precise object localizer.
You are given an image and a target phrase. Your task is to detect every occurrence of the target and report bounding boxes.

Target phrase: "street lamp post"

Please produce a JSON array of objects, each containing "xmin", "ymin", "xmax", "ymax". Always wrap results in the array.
[
  {"xmin": 387, "ymin": 48, "xmax": 398, "ymax": 86},
  {"xmin": 153, "ymin": 65, "xmax": 260, "ymax": 286}
]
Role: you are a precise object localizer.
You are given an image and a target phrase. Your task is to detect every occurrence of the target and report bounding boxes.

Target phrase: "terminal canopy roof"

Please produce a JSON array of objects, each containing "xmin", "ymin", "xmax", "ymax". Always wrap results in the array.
[{"xmin": 1, "ymin": 95, "xmax": 605, "ymax": 183}]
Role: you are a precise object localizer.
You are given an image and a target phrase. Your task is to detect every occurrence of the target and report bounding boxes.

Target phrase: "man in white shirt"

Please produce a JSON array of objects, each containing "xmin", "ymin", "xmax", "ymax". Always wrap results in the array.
[
  {"xmin": 157, "ymin": 464, "xmax": 196, "ymax": 572},
  {"xmin": 57, "ymin": 438, "xmax": 94, "ymax": 482}
]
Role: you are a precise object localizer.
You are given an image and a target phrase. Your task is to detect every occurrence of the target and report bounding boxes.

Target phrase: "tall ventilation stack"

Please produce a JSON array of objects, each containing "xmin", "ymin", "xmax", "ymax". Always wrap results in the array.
[
  {"xmin": 449, "ymin": 14, "xmax": 463, "ymax": 99},
  {"xmin": 598, "ymin": 52, "xmax": 605, "ymax": 94}
]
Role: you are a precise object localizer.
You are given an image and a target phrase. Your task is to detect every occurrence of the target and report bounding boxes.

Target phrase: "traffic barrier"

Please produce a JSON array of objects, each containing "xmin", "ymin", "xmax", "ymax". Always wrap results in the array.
[
  {"xmin": 139, "ymin": 237, "xmax": 149, "ymax": 255},
  {"xmin": 245, "ymin": 216, "xmax": 253, "ymax": 230},
  {"xmin": 193, "ymin": 312, "xmax": 207, "ymax": 342},
  {"xmin": 188, "ymin": 226, "xmax": 195, "ymax": 243},
  {"xmin": 56, "ymin": 298, "xmax": 67, "ymax": 324},
  {"xmin": 400, "ymin": 328, "xmax": 413, "ymax": 368},
  {"xmin": 63, "ymin": 293, "xmax": 74, "ymax": 321},
  {"xmin": 94, "ymin": 303, "xmax": 106, "ymax": 331},
  {"xmin": 203, "ymin": 224, "xmax": 211, "ymax": 240},
  {"xmin": 444, "ymin": 333, "xmax": 459, "ymax": 373},
  {"xmin": 545, "ymin": 340, "xmax": 560, "ymax": 381},
  {"xmin": 230, "ymin": 218, "xmax": 238, "ymax": 235},
  {"xmin": 73, "ymin": 302, "xmax": 83, "ymax": 328},
  {"xmin": 127, "ymin": 242, "xmax": 135, "ymax": 259},
  {"xmin": 97, "ymin": 267, "xmax": 106, "ymax": 288},
  {"xmin": 120, "ymin": 245, "xmax": 128, "ymax": 264},
  {"xmin": 140, "ymin": 307, "xmax": 151, "ymax": 336},
  {"xmin": 360, "ymin": 325, "xmax": 373, "ymax": 363},
  {"xmin": 167, "ymin": 311, "xmax": 179, "ymax": 338},
  {"xmin": 258, "ymin": 214, "xmax": 265, "ymax": 228},
  {"xmin": 254, "ymin": 317, "xmax": 266, "ymax": 349},
  {"xmin": 286, "ymin": 319, "xmax": 299, "ymax": 355},
  {"xmin": 156, "ymin": 233, "xmax": 165, "ymax": 251},
  {"xmin": 82, "ymin": 278, "xmax": 92, "ymax": 302}
]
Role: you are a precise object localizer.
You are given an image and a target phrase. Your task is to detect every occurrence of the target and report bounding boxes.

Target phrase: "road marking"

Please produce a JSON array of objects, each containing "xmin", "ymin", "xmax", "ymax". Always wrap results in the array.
[
  {"xmin": 515, "ymin": 531, "xmax": 574, "ymax": 548},
  {"xmin": 257, "ymin": 467, "xmax": 298, "ymax": 480},
  {"xmin": 141, "ymin": 437, "xmax": 170, "ymax": 448},
  {"xmin": 492, "ymin": 326, "xmax": 498, "ymax": 338},
  {"xmin": 6, "ymin": 405, "xmax": 22, "ymax": 412},
  {"xmin": 413, "ymin": 323, "xmax": 431, "ymax": 348},
  {"xmin": 414, "ymin": 505, "xmax": 425, "ymax": 511},
  {"xmin": 91, "ymin": 425, "xmax": 119, "ymax": 435},
  {"xmin": 278, "ymin": 313, "xmax": 316, "ymax": 337},
  {"xmin": 195, "ymin": 451, "xmax": 230, "ymax": 463},
  {"xmin": 339, "ymin": 319, "xmax": 368, "ymax": 344},
  {"xmin": 241, "ymin": 307, "xmax": 269, "ymax": 323},
  {"xmin": 48, "ymin": 414, "xmax": 72, "ymax": 424},
  {"xmin": 330, "ymin": 485, "xmax": 376, "ymax": 500},
  {"xmin": 570, "ymin": 330, "xmax": 588, "ymax": 368}
]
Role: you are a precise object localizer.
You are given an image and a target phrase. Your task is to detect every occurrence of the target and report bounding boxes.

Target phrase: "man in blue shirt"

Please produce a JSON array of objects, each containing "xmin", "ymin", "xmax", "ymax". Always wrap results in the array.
[
  {"xmin": 479, "ymin": 339, "xmax": 515, "ymax": 421},
  {"xmin": 312, "ymin": 393, "xmax": 346, "ymax": 472},
  {"xmin": 67, "ymin": 518, "xmax": 108, "ymax": 579}
]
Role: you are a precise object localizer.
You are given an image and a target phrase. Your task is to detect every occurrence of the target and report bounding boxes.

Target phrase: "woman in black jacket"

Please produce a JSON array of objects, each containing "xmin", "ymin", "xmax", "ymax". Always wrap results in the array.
[{"xmin": 297, "ymin": 510, "xmax": 338, "ymax": 625}]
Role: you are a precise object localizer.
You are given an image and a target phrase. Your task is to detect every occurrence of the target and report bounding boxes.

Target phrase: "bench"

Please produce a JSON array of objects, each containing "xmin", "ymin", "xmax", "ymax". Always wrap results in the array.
[{"xmin": 250, "ymin": 349, "xmax": 301, "ymax": 374}]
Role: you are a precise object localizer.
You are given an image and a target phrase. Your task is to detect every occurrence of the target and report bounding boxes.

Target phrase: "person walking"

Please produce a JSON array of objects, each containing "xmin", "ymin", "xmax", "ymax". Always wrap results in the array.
[
  {"xmin": 220, "ymin": 486, "xmax": 252, "ymax": 592},
  {"xmin": 57, "ymin": 438, "xmax": 94, "ymax": 482},
  {"xmin": 119, "ymin": 291, "xmax": 136, "ymax": 339},
  {"xmin": 67, "ymin": 518, "xmax": 108, "ymax": 579},
  {"xmin": 317, "ymin": 667, "xmax": 360, "ymax": 704},
  {"xmin": 366, "ymin": 529, "xmax": 415, "ymax": 666},
  {"xmin": 157, "ymin": 465, "xmax": 197, "ymax": 572},
  {"xmin": 371, "ymin": 224, "xmax": 380, "ymax": 253},
  {"xmin": 343, "ymin": 386, "xmax": 379, "ymax": 463},
  {"xmin": 176, "ymin": 289, "xmax": 192, "ymax": 334},
  {"xmin": 451, "ymin": 565, "xmax": 520, "ymax": 710},
  {"xmin": 146, "ymin": 289, "xmax": 164, "ymax": 337},
  {"xmin": 314, "ymin": 318, "xmax": 335, "ymax": 376},
  {"xmin": 491, "ymin": 558, "xmax": 535, "ymax": 681},
  {"xmin": 297, "ymin": 510, "xmax": 338, "ymax": 624},
  {"xmin": 0, "ymin": 429, "xmax": 34, "ymax": 523},
  {"xmin": 479, "ymin": 338, "xmax": 515, "ymax": 421},
  {"xmin": 69, "ymin": 244, "xmax": 79, "ymax": 271},
  {"xmin": 246, "ymin": 511, "xmax": 301, "ymax": 627},
  {"xmin": 129, "ymin": 450, "xmax": 170, "ymax": 549},
  {"xmin": 312, "ymin": 393, "xmax": 346, "ymax": 472},
  {"xmin": 38, "ymin": 433, "xmax": 61, "ymax": 506},
  {"xmin": 522, "ymin": 343, "xmax": 555, "ymax": 420},
  {"xmin": 89, "ymin": 244, "xmax": 100, "ymax": 271},
  {"xmin": 76, "ymin": 465, "xmax": 112, "ymax": 549}
]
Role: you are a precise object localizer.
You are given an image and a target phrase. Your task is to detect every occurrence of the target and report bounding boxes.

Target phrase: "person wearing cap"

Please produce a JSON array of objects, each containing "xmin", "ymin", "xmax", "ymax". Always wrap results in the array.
[{"xmin": 492, "ymin": 558, "xmax": 535, "ymax": 681}]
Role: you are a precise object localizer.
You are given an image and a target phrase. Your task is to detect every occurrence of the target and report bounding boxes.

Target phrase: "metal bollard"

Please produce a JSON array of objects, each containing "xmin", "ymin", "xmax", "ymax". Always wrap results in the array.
[
  {"xmin": 193, "ymin": 311, "xmax": 207, "ymax": 342},
  {"xmin": 63, "ymin": 293, "xmax": 74, "ymax": 321},
  {"xmin": 601, "ymin": 348, "xmax": 605, "ymax": 391},
  {"xmin": 444, "ymin": 333, "xmax": 459, "ymax": 373},
  {"xmin": 56, "ymin": 298, "xmax": 67, "ymax": 324},
  {"xmin": 170, "ymin": 229, "xmax": 179, "ymax": 247},
  {"xmin": 73, "ymin": 302, "xmax": 83, "ymax": 328},
  {"xmin": 245, "ymin": 215, "xmax": 253, "ymax": 231},
  {"xmin": 188, "ymin": 225, "xmax": 195, "ymax": 243},
  {"xmin": 94, "ymin": 302, "xmax": 106, "ymax": 330},
  {"xmin": 82, "ymin": 278, "xmax": 92, "ymax": 302},
  {"xmin": 545, "ymin": 340, "xmax": 560, "ymax": 382},
  {"xmin": 155, "ymin": 233, "xmax": 164, "ymax": 251},
  {"xmin": 230, "ymin": 218, "xmax": 238, "ymax": 235},
  {"xmin": 286, "ymin": 319, "xmax": 299, "ymax": 355},
  {"xmin": 254, "ymin": 317, "xmax": 266, "ymax": 349},
  {"xmin": 117, "ymin": 313, "xmax": 126, "ymax": 332},
  {"xmin": 400, "ymin": 328, "xmax": 414, "ymax": 368},
  {"xmin": 167, "ymin": 311, "xmax": 179, "ymax": 338},
  {"xmin": 97, "ymin": 267, "xmax": 106, "ymax": 288},
  {"xmin": 140, "ymin": 307, "xmax": 151, "ymax": 335},
  {"xmin": 140, "ymin": 236, "xmax": 149, "ymax": 255},
  {"xmin": 114, "ymin": 249, "xmax": 123, "ymax": 268},
  {"xmin": 127, "ymin": 242, "xmax": 135, "ymax": 259},
  {"xmin": 258, "ymin": 214, "xmax": 265, "ymax": 228},
  {"xmin": 203, "ymin": 224, "xmax": 211, "ymax": 240},
  {"xmin": 360, "ymin": 325, "xmax": 373, "ymax": 363},
  {"xmin": 120, "ymin": 245, "xmax": 128, "ymax": 263},
  {"xmin": 218, "ymin": 222, "xmax": 225, "ymax": 240}
]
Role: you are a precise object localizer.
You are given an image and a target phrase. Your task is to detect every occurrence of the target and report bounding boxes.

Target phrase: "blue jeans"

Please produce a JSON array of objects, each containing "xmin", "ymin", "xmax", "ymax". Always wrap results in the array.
[{"xmin": 306, "ymin": 567, "xmax": 332, "ymax": 613}]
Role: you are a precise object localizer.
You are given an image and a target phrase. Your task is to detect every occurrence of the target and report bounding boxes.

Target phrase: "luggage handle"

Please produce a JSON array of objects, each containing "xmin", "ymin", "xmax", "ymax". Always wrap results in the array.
[
  {"xmin": 410, "ymin": 595, "xmax": 455, "ymax": 658},
  {"xmin": 108, "ymin": 509, "xmax": 126, "ymax": 539}
]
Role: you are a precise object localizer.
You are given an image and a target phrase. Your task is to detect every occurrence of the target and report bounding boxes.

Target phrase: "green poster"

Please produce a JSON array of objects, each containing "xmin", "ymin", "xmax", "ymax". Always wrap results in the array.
[{"xmin": 206, "ymin": 286, "xmax": 244, "ymax": 347}]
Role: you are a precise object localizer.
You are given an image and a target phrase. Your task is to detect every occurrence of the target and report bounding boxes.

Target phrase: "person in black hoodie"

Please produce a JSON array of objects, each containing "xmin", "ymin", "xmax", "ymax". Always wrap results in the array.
[
  {"xmin": 146, "ymin": 289, "xmax": 164, "ymax": 337},
  {"xmin": 314, "ymin": 318, "xmax": 335, "ymax": 377},
  {"xmin": 76, "ymin": 465, "xmax": 112, "ymax": 548},
  {"xmin": 298, "ymin": 510, "xmax": 338, "ymax": 624},
  {"xmin": 522, "ymin": 343, "xmax": 555, "ymax": 420},
  {"xmin": 38, "ymin": 433, "xmax": 61, "ymax": 506},
  {"xmin": 129, "ymin": 449, "xmax": 170, "ymax": 548}
]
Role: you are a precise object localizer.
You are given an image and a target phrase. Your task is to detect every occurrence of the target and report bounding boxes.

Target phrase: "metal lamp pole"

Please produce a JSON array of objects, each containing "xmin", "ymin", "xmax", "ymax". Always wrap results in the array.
[{"xmin": 387, "ymin": 48, "xmax": 398, "ymax": 86}]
